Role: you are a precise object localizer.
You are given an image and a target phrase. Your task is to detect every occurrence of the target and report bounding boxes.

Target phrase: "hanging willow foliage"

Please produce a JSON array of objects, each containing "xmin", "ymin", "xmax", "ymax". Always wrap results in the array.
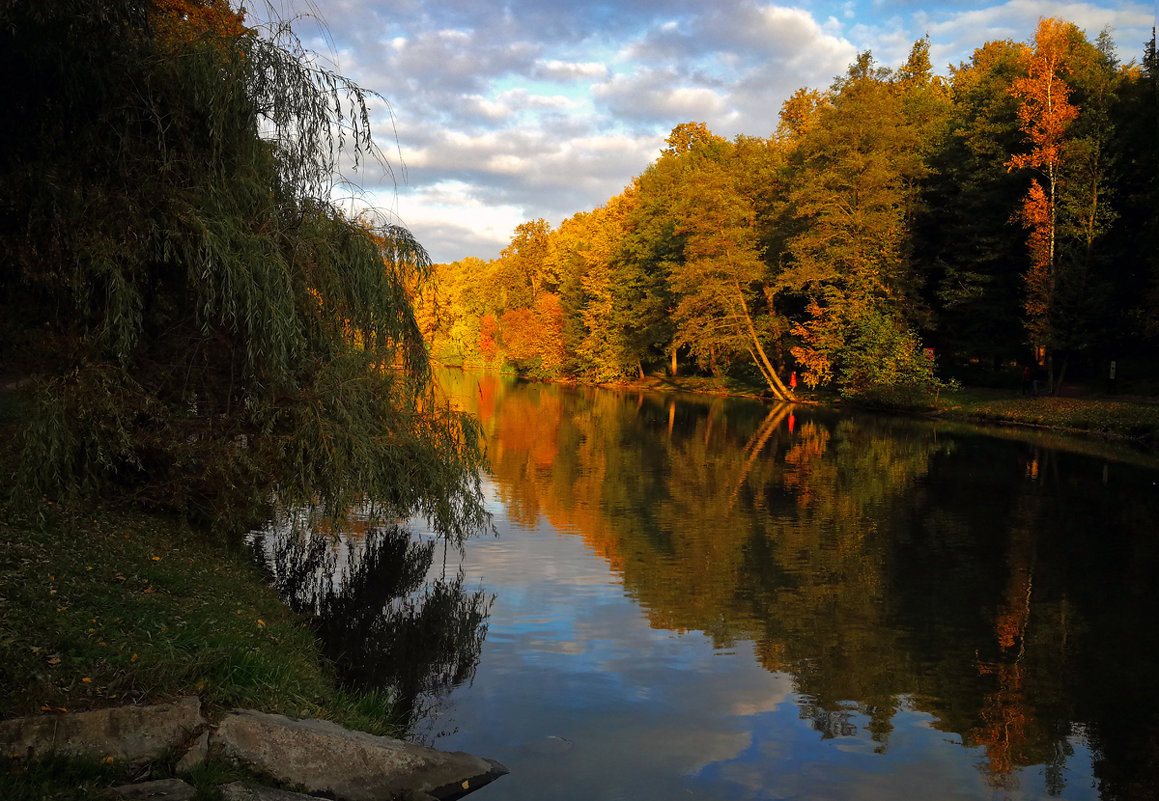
[{"xmin": 0, "ymin": 0, "xmax": 487, "ymax": 541}]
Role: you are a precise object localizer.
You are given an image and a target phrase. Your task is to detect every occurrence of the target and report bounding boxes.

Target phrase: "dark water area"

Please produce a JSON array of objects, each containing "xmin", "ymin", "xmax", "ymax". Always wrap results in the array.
[
  {"xmin": 248, "ymin": 520, "xmax": 491, "ymax": 732},
  {"xmin": 255, "ymin": 370, "xmax": 1159, "ymax": 801}
]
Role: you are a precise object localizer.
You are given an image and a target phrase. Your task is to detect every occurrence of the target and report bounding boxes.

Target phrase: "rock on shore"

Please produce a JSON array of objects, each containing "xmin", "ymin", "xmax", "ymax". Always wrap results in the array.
[
  {"xmin": 1, "ymin": 698, "xmax": 507, "ymax": 801},
  {"xmin": 0, "ymin": 696, "xmax": 204, "ymax": 764},
  {"xmin": 214, "ymin": 709, "xmax": 508, "ymax": 801}
]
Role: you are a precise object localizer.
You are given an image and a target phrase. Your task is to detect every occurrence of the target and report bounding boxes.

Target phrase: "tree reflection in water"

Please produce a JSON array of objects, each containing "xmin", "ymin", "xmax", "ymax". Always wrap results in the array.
[
  {"xmin": 434, "ymin": 367, "xmax": 1159, "ymax": 801},
  {"xmin": 250, "ymin": 521, "xmax": 491, "ymax": 733}
]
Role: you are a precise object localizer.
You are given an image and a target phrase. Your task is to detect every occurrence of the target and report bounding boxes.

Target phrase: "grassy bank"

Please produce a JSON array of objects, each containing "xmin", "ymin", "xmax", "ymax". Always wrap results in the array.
[
  {"xmin": 931, "ymin": 388, "xmax": 1159, "ymax": 445},
  {"xmin": 0, "ymin": 501, "xmax": 402, "ymax": 798},
  {"xmin": 585, "ymin": 371, "xmax": 1159, "ymax": 446}
]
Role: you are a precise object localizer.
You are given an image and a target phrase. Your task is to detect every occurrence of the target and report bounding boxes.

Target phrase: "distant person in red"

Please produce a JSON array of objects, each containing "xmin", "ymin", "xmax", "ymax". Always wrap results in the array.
[
  {"xmin": 1021, "ymin": 365, "xmax": 1031, "ymax": 395},
  {"xmin": 790, "ymin": 371, "xmax": 798, "ymax": 391}
]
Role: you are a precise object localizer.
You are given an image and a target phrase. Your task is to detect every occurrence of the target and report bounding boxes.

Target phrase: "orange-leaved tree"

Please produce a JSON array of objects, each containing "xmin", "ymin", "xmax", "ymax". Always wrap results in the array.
[
  {"xmin": 478, "ymin": 314, "xmax": 500, "ymax": 362},
  {"xmin": 499, "ymin": 294, "xmax": 567, "ymax": 378},
  {"xmin": 149, "ymin": 0, "xmax": 249, "ymax": 52},
  {"xmin": 1007, "ymin": 18, "xmax": 1080, "ymax": 390}
]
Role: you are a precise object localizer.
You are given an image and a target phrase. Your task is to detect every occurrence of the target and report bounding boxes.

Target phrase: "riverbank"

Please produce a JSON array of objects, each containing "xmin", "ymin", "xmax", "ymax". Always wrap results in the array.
[
  {"xmin": 576, "ymin": 372, "xmax": 1159, "ymax": 447},
  {"xmin": 928, "ymin": 387, "xmax": 1159, "ymax": 445},
  {"xmin": 0, "ymin": 501, "xmax": 406, "ymax": 799}
]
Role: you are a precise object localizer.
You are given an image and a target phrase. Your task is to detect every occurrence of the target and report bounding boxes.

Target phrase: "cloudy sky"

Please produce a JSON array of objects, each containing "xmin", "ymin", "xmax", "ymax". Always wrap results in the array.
[{"xmin": 265, "ymin": 0, "xmax": 1156, "ymax": 264}]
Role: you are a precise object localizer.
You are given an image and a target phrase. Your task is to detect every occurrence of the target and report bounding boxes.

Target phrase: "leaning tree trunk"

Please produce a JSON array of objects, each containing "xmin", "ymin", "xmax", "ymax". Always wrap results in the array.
[{"xmin": 733, "ymin": 279, "xmax": 791, "ymax": 400}]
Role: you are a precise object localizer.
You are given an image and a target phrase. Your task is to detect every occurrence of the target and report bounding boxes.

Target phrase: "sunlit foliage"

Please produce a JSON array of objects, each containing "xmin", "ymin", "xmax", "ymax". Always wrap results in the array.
[{"xmin": 423, "ymin": 18, "xmax": 1156, "ymax": 398}]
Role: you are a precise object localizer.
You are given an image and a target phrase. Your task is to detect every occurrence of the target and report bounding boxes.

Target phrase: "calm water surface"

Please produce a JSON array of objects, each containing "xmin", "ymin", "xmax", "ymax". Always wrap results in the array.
[{"xmin": 259, "ymin": 371, "xmax": 1159, "ymax": 801}]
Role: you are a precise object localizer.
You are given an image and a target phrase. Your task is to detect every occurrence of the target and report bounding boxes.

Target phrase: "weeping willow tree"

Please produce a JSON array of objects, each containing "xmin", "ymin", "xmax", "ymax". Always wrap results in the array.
[{"xmin": 0, "ymin": 0, "xmax": 487, "ymax": 540}]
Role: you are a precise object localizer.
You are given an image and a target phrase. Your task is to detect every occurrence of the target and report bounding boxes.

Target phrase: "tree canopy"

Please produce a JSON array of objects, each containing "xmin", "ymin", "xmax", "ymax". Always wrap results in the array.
[
  {"xmin": 422, "ymin": 19, "xmax": 1158, "ymax": 400},
  {"xmin": 0, "ymin": 0, "xmax": 487, "ymax": 539}
]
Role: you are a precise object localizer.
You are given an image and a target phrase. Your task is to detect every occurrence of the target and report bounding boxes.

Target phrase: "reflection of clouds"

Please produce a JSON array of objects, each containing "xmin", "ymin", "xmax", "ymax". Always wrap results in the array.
[
  {"xmin": 431, "ymin": 500, "xmax": 1098, "ymax": 801},
  {"xmin": 702, "ymin": 706, "xmax": 993, "ymax": 801},
  {"xmin": 525, "ymin": 637, "xmax": 588, "ymax": 655},
  {"xmin": 428, "ymin": 515, "xmax": 810, "ymax": 798},
  {"xmin": 728, "ymin": 674, "xmax": 793, "ymax": 717},
  {"xmin": 427, "ymin": 504, "xmax": 1096, "ymax": 801},
  {"xmin": 636, "ymin": 726, "xmax": 753, "ymax": 776},
  {"xmin": 420, "ymin": 375, "xmax": 1125, "ymax": 799}
]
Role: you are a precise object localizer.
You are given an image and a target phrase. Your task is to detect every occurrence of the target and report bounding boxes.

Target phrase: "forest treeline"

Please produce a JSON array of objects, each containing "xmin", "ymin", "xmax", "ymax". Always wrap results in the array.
[{"xmin": 422, "ymin": 20, "xmax": 1159, "ymax": 402}]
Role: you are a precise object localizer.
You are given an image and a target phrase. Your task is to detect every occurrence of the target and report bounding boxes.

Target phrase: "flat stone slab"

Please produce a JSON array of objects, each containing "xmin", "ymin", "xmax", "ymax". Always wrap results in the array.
[
  {"xmin": 214, "ymin": 710, "xmax": 507, "ymax": 801},
  {"xmin": 1, "ymin": 697, "xmax": 205, "ymax": 764},
  {"xmin": 219, "ymin": 782, "xmax": 332, "ymax": 801},
  {"xmin": 109, "ymin": 778, "xmax": 197, "ymax": 800}
]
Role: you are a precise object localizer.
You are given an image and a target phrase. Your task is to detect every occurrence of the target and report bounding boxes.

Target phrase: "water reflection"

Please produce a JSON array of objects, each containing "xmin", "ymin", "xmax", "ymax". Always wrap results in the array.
[
  {"xmin": 436, "ymin": 368, "xmax": 1159, "ymax": 800},
  {"xmin": 250, "ymin": 519, "xmax": 491, "ymax": 731}
]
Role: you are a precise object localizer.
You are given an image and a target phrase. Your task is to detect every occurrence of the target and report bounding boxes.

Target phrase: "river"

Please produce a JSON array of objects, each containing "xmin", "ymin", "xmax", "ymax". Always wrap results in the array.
[{"xmin": 255, "ymin": 369, "xmax": 1159, "ymax": 801}]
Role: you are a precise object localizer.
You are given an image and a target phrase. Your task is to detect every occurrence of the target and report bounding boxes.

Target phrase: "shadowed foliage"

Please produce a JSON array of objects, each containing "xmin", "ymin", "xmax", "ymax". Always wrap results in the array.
[{"xmin": 0, "ymin": 1, "xmax": 487, "ymax": 539}]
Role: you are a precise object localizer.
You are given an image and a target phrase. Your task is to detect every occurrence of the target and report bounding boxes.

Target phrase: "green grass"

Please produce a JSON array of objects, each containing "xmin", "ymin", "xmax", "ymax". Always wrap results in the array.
[
  {"xmin": 0, "ymin": 500, "xmax": 408, "ymax": 797},
  {"xmin": 934, "ymin": 388, "xmax": 1159, "ymax": 444}
]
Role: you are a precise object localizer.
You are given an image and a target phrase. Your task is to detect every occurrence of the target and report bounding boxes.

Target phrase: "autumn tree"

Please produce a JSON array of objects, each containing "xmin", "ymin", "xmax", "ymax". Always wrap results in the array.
[
  {"xmin": 494, "ymin": 218, "xmax": 554, "ymax": 311},
  {"xmin": 616, "ymin": 155, "xmax": 685, "ymax": 376},
  {"xmin": 663, "ymin": 128, "xmax": 794, "ymax": 398},
  {"xmin": 776, "ymin": 88, "xmax": 828, "ymax": 143},
  {"xmin": 419, "ymin": 257, "xmax": 500, "ymax": 367},
  {"xmin": 499, "ymin": 294, "xmax": 567, "ymax": 377},
  {"xmin": 564, "ymin": 194, "xmax": 642, "ymax": 381},
  {"xmin": 478, "ymin": 314, "xmax": 500, "ymax": 363},
  {"xmin": 782, "ymin": 50, "xmax": 945, "ymax": 401},
  {"xmin": 916, "ymin": 40, "xmax": 1030, "ymax": 369},
  {"xmin": 149, "ymin": 0, "xmax": 248, "ymax": 49},
  {"xmin": 1006, "ymin": 19, "xmax": 1081, "ymax": 391},
  {"xmin": 414, "ymin": 21, "xmax": 1159, "ymax": 393}
]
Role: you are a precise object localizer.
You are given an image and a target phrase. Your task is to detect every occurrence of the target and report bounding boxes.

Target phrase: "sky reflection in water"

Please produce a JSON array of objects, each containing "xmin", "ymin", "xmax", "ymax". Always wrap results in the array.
[
  {"xmin": 412, "ymin": 371, "xmax": 1157, "ymax": 801},
  {"xmin": 425, "ymin": 503, "xmax": 1088, "ymax": 801}
]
